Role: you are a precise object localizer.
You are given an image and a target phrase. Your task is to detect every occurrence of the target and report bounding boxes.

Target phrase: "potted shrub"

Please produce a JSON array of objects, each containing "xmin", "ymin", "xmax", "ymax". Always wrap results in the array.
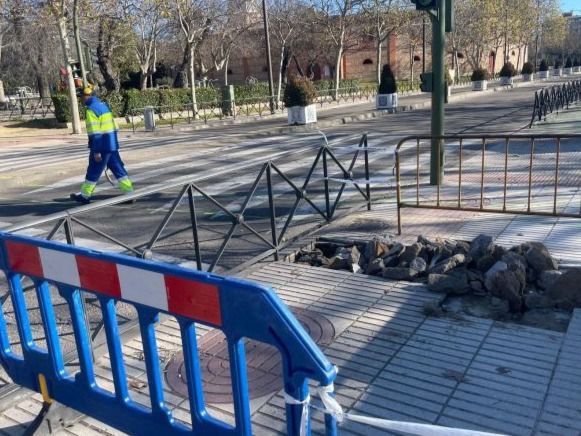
[
  {"xmin": 521, "ymin": 62, "xmax": 534, "ymax": 82},
  {"xmin": 471, "ymin": 68, "xmax": 489, "ymax": 91},
  {"xmin": 553, "ymin": 60, "xmax": 562, "ymax": 76},
  {"xmin": 376, "ymin": 64, "xmax": 398, "ymax": 110},
  {"xmin": 539, "ymin": 60, "xmax": 549, "ymax": 79},
  {"xmin": 284, "ymin": 76, "xmax": 317, "ymax": 125},
  {"xmin": 499, "ymin": 62, "xmax": 516, "ymax": 86},
  {"xmin": 564, "ymin": 57, "xmax": 573, "ymax": 75}
]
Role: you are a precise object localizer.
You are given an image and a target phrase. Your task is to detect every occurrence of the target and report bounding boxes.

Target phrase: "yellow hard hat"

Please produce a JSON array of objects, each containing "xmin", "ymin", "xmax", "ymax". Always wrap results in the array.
[{"xmin": 82, "ymin": 85, "xmax": 94, "ymax": 96}]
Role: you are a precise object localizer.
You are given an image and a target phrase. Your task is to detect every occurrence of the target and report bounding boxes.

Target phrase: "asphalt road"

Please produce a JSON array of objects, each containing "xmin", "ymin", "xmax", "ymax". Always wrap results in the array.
[{"xmin": 0, "ymin": 78, "xmax": 568, "ymax": 272}]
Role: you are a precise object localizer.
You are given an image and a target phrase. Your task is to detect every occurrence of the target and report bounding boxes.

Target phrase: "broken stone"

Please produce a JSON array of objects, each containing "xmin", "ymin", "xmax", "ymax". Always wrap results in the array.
[
  {"xmin": 382, "ymin": 267, "xmax": 419, "ymax": 281},
  {"xmin": 492, "ymin": 244, "xmax": 507, "ymax": 261},
  {"xmin": 382, "ymin": 254, "xmax": 399, "ymax": 268},
  {"xmin": 327, "ymin": 246, "xmax": 361, "ymax": 270},
  {"xmin": 428, "ymin": 270, "xmax": 470, "ymax": 294},
  {"xmin": 430, "ymin": 254, "xmax": 466, "ymax": 275},
  {"xmin": 537, "ymin": 270, "xmax": 563, "ymax": 291},
  {"xmin": 470, "ymin": 280, "xmax": 485, "ymax": 295},
  {"xmin": 363, "ymin": 238, "xmax": 390, "ymax": 262},
  {"xmin": 547, "ymin": 269, "xmax": 581, "ymax": 310},
  {"xmin": 410, "ymin": 257, "xmax": 427, "ymax": 274},
  {"xmin": 489, "ymin": 270, "xmax": 523, "ymax": 312},
  {"xmin": 469, "ymin": 234, "xmax": 494, "ymax": 261},
  {"xmin": 365, "ymin": 257, "xmax": 384, "ymax": 276},
  {"xmin": 399, "ymin": 243, "xmax": 422, "ymax": 264},
  {"xmin": 384, "ymin": 243, "xmax": 405, "ymax": 259},
  {"xmin": 455, "ymin": 241, "xmax": 470, "ymax": 255},
  {"xmin": 524, "ymin": 242, "xmax": 558, "ymax": 273},
  {"xmin": 484, "ymin": 261, "xmax": 508, "ymax": 292},
  {"xmin": 476, "ymin": 255, "xmax": 496, "ymax": 273},
  {"xmin": 502, "ymin": 252, "xmax": 527, "ymax": 291},
  {"xmin": 524, "ymin": 292, "xmax": 554, "ymax": 309}
]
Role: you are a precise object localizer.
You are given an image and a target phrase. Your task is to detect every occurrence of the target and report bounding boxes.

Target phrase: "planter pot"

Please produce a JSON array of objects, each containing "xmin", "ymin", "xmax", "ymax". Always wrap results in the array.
[
  {"xmin": 553, "ymin": 68, "xmax": 562, "ymax": 77},
  {"xmin": 522, "ymin": 74, "xmax": 534, "ymax": 82},
  {"xmin": 564, "ymin": 67, "xmax": 573, "ymax": 75},
  {"xmin": 472, "ymin": 80, "xmax": 487, "ymax": 91},
  {"xmin": 538, "ymin": 70, "xmax": 549, "ymax": 79},
  {"xmin": 376, "ymin": 93, "xmax": 398, "ymax": 110},
  {"xmin": 287, "ymin": 104, "xmax": 317, "ymax": 125},
  {"xmin": 499, "ymin": 76, "xmax": 514, "ymax": 86}
]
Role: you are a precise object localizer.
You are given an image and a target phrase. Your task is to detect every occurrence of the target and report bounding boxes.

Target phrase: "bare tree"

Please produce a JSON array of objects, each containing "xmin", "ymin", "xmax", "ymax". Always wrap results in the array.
[
  {"xmin": 361, "ymin": 0, "xmax": 410, "ymax": 82},
  {"xmin": 174, "ymin": 0, "xmax": 218, "ymax": 115},
  {"xmin": 121, "ymin": 0, "xmax": 168, "ymax": 90},
  {"xmin": 268, "ymin": 0, "xmax": 307, "ymax": 101},
  {"xmin": 310, "ymin": 0, "xmax": 362, "ymax": 99},
  {"xmin": 197, "ymin": 0, "xmax": 250, "ymax": 85}
]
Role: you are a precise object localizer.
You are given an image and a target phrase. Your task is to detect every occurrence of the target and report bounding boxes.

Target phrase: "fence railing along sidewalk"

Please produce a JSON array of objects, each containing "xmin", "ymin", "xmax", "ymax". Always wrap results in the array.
[
  {"xmin": 395, "ymin": 134, "xmax": 581, "ymax": 234},
  {"xmin": 529, "ymin": 79, "xmax": 581, "ymax": 127}
]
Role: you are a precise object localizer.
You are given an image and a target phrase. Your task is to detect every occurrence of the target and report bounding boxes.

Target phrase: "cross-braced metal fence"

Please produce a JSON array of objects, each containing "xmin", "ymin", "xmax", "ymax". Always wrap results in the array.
[
  {"xmin": 0, "ymin": 96, "xmax": 55, "ymax": 121},
  {"xmin": 529, "ymin": 79, "xmax": 581, "ymax": 127},
  {"xmin": 7, "ymin": 133, "xmax": 371, "ymax": 271}
]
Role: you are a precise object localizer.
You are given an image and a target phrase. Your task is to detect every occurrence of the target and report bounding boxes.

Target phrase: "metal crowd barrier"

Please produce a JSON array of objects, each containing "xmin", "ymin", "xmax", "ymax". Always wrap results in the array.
[
  {"xmin": 395, "ymin": 134, "xmax": 581, "ymax": 234},
  {"xmin": 529, "ymin": 79, "xmax": 581, "ymax": 127},
  {"xmin": 0, "ymin": 231, "xmax": 337, "ymax": 435}
]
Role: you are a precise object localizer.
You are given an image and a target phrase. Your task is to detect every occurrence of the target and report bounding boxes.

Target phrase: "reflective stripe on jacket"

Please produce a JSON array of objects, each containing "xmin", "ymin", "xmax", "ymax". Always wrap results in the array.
[{"xmin": 85, "ymin": 96, "xmax": 119, "ymax": 152}]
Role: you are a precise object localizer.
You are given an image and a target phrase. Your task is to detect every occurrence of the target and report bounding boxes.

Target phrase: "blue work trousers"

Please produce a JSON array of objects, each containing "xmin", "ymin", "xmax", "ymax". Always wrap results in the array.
[{"xmin": 85, "ymin": 151, "xmax": 129, "ymax": 183}]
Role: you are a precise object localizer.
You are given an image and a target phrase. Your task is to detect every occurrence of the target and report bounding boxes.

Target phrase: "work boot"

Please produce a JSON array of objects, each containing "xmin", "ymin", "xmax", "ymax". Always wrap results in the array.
[{"xmin": 69, "ymin": 193, "xmax": 91, "ymax": 205}]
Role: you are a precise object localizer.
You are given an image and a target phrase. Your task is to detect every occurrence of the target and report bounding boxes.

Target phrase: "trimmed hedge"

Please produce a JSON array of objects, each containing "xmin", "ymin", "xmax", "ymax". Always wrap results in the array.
[
  {"xmin": 521, "ymin": 62, "xmax": 534, "ymax": 75},
  {"xmin": 51, "ymin": 80, "xmax": 363, "ymax": 122}
]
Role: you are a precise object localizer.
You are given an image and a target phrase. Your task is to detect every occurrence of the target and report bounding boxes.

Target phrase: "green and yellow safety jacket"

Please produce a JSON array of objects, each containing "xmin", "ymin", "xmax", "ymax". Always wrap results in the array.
[{"xmin": 85, "ymin": 96, "xmax": 119, "ymax": 152}]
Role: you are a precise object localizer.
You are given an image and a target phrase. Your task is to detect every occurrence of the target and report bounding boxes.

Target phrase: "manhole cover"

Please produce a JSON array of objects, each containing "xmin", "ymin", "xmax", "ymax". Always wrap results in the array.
[{"xmin": 165, "ymin": 309, "xmax": 335, "ymax": 403}]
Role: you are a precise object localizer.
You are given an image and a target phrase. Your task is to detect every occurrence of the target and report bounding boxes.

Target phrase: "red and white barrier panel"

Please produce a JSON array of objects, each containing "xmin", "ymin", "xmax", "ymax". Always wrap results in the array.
[{"xmin": 4, "ymin": 240, "xmax": 222, "ymax": 326}]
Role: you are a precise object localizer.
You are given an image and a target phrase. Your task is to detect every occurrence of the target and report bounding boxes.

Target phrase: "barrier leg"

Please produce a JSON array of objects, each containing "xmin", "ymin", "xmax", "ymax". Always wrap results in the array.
[
  {"xmin": 23, "ymin": 374, "xmax": 83, "ymax": 435},
  {"xmin": 285, "ymin": 380, "xmax": 310, "ymax": 436}
]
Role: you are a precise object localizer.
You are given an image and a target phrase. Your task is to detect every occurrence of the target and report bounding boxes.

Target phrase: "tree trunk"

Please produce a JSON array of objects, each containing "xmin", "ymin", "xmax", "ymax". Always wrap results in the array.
[
  {"xmin": 140, "ymin": 69, "xmax": 148, "ymax": 90},
  {"xmin": 453, "ymin": 49, "xmax": 459, "ymax": 83},
  {"xmin": 57, "ymin": 15, "xmax": 81, "ymax": 134},
  {"xmin": 376, "ymin": 40, "xmax": 382, "ymax": 84},
  {"xmin": 174, "ymin": 42, "xmax": 190, "ymax": 88},
  {"xmin": 223, "ymin": 56, "xmax": 229, "ymax": 85},
  {"xmin": 37, "ymin": 74, "xmax": 51, "ymax": 99},
  {"xmin": 0, "ymin": 80, "xmax": 6, "ymax": 105},
  {"xmin": 276, "ymin": 45, "xmax": 285, "ymax": 104},
  {"xmin": 189, "ymin": 44, "xmax": 198, "ymax": 119},
  {"xmin": 333, "ymin": 46, "xmax": 343, "ymax": 101},
  {"xmin": 97, "ymin": 20, "xmax": 120, "ymax": 92}
]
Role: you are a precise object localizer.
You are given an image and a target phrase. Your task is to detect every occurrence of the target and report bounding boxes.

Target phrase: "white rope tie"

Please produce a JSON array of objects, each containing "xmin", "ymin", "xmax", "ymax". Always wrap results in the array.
[
  {"xmin": 316, "ymin": 383, "xmax": 508, "ymax": 436},
  {"xmin": 283, "ymin": 392, "xmax": 311, "ymax": 436}
]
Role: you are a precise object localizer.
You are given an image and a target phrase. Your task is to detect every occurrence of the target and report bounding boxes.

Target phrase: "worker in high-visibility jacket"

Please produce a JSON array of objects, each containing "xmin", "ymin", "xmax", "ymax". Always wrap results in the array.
[{"xmin": 70, "ymin": 86, "xmax": 134, "ymax": 204}]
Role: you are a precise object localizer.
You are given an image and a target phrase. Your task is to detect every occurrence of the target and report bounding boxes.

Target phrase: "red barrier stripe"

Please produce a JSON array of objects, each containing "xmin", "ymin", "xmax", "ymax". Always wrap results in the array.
[
  {"xmin": 165, "ymin": 275, "xmax": 222, "ymax": 326},
  {"xmin": 76, "ymin": 255, "xmax": 122, "ymax": 298},
  {"xmin": 5, "ymin": 241, "xmax": 43, "ymax": 278}
]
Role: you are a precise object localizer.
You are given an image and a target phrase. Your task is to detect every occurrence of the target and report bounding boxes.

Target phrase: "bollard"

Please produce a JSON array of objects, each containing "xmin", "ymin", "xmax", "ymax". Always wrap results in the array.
[{"xmin": 144, "ymin": 106, "xmax": 155, "ymax": 131}]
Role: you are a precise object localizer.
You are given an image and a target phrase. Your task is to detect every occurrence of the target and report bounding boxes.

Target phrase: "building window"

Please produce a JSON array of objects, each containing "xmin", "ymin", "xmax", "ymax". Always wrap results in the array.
[
  {"xmin": 511, "ymin": 50, "xmax": 516, "ymax": 56},
  {"xmin": 262, "ymin": 66, "xmax": 268, "ymax": 72},
  {"xmin": 227, "ymin": 69, "xmax": 233, "ymax": 75},
  {"xmin": 413, "ymin": 55, "xmax": 421, "ymax": 62},
  {"xmin": 363, "ymin": 59, "xmax": 373, "ymax": 65}
]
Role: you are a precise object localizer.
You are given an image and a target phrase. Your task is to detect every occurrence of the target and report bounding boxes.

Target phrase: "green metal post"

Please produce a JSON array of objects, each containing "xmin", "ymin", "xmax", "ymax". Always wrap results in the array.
[{"xmin": 430, "ymin": 1, "xmax": 446, "ymax": 185}]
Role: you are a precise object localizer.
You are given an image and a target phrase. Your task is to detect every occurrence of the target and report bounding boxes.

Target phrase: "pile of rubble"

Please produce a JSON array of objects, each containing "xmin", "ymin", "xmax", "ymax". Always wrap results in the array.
[{"xmin": 295, "ymin": 234, "xmax": 581, "ymax": 313}]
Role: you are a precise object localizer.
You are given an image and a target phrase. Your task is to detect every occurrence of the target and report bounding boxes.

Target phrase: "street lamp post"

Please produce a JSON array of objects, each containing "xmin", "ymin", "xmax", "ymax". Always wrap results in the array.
[{"xmin": 262, "ymin": 0, "xmax": 276, "ymax": 114}]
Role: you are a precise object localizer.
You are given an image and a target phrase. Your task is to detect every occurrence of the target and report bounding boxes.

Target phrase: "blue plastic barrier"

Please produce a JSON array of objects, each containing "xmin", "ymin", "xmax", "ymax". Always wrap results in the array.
[{"xmin": 0, "ymin": 232, "xmax": 337, "ymax": 435}]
